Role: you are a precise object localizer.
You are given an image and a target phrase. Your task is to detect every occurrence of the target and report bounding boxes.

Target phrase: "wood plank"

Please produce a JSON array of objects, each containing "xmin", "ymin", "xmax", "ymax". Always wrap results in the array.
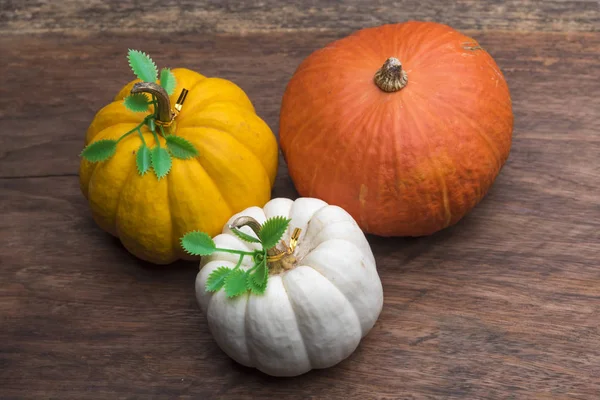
[
  {"xmin": 1, "ymin": 27, "xmax": 600, "ymax": 400},
  {"xmin": 1, "ymin": 0, "xmax": 599, "ymax": 35}
]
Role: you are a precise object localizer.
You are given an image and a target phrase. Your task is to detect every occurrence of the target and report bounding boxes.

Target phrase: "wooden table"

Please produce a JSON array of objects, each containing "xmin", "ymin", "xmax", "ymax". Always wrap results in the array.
[{"xmin": 2, "ymin": 1, "xmax": 599, "ymax": 398}]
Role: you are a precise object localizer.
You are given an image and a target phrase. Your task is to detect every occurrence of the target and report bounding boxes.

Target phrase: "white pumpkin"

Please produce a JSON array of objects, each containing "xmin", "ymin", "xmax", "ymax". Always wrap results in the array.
[{"xmin": 195, "ymin": 197, "xmax": 384, "ymax": 377}]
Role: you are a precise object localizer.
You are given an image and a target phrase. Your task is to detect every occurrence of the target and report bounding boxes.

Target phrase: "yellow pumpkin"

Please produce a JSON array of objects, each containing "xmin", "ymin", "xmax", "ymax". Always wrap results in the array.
[{"xmin": 79, "ymin": 68, "xmax": 278, "ymax": 264}]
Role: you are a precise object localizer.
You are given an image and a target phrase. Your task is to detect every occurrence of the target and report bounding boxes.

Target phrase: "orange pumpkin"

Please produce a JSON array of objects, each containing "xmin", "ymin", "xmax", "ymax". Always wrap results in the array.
[{"xmin": 279, "ymin": 21, "xmax": 513, "ymax": 236}]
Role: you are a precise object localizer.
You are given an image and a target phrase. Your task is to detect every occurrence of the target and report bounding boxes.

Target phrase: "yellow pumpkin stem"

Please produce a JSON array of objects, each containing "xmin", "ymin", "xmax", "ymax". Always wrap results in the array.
[
  {"xmin": 374, "ymin": 57, "xmax": 408, "ymax": 92},
  {"xmin": 131, "ymin": 82, "xmax": 176, "ymax": 134}
]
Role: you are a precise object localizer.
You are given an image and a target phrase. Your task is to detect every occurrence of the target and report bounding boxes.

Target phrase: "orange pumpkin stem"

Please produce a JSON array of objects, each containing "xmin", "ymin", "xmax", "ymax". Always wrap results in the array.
[
  {"xmin": 374, "ymin": 57, "xmax": 408, "ymax": 92},
  {"xmin": 131, "ymin": 82, "xmax": 176, "ymax": 134}
]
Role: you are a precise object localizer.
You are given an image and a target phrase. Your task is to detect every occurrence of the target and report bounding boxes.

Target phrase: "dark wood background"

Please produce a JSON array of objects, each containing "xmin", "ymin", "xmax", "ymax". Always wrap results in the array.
[{"xmin": 1, "ymin": 1, "xmax": 599, "ymax": 399}]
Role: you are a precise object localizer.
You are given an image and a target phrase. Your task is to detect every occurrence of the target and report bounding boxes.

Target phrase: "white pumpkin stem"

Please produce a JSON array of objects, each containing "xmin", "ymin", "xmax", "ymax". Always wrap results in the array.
[
  {"xmin": 230, "ymin": 216, "xmax": 263, "ymax": 237},
  {"xmin": 230, "ymin": 216, "xmax": 298, "ymax": 274},
  {"xmin": 374, "ymin": 57, "xmax": 408, "ymax": 92}
]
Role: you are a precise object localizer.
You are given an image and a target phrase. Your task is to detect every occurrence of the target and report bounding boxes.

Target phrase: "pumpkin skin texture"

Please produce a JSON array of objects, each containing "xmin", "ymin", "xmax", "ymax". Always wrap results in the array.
[
  {"xmin": 279, "ymin": 21, "xmax": 513, "ymax": 236},
  {"xmin": 79, "ymin": 68, "xmax": 278, "ymax": 264},
  {"xmin": 195, "ymin": 197, "xmax": 384, "ymax": 377}
]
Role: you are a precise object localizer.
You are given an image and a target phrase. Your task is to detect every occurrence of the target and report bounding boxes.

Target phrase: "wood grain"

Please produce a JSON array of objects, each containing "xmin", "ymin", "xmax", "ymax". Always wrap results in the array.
[
  {"xmin": 1, "ymin": 2, "xmax": 600, "ymax": 399},
  {"xmin": 1, "ymin": 0, "xmax": 599, "ymax": 35}
]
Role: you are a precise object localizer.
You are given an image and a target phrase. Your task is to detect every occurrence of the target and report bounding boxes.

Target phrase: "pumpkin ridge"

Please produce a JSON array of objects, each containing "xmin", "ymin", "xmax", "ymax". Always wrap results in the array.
[
  {"xmin": 483, "ymin": 57, "xmax": 509, "ymax": 84},
  {"xmin": 286, "ymin": 81, "xmax": 369, "ymax": 156},
  {"xmin": 177, "ymin": 126, "xmax": 270, "ymax": 210},
  {"xmin": 113, "ymin": 151, "xmax": 139, "ymax": 237},
  {"xmin": 406, "ymin": 28, "xmax": 457, "ymax": 69},
  {"xmin": 302, "ymin": 260, "xmax": 363, "ymax": 337},
  {"xmin": 437, "ymin": 169, "xmax": 452, "ymax": 227},
  {"xmin": 85, "ymin": 101, "xmax": 144, "ymax": 144},
  {"xmin": 180, "ymin": 106, "xmax": 275, "ymax": 185},
  {"xmin": 412, "ymin": 48, "xmax": 489, "ymax": 76},
  {"xmin": 80, "ymin": 159, "xmax": 100, "ymax": 199},
  {"xmin": 204, "ymin": 285, "xmax": 252, "ymax": 366},
  {"xmin": 170, "ymin": 68, "xmax": 207, "ymax": 99},
  {"xmin": 351, "ymin": 101, "xmax": 386, "ymax": 228},
  {"xmin": 291, "ymin": 49, "xmax": 374, "ymax": 77},
  {"xmin": 283, "ymin": 199, "xmax": 328, "ymax": 245},
  {"xmin": 390, "ymin": 96, "xmax": 404, "ymax": 225},
  {"xmin": 433, "ymin": 94, "xmax": 503, "ymax": 169},
  {"xmin": 292, "ymin": 88, "xmax": 375, "ymax": 198},
  {"xmin": 302, "ymin": 217, "xmax": 361, "ymax": 258},
  {"xmin": 279, "ymin": 276, "xmax": 312, "ymax": 368},
  {"xmin": 165, "ymin": 163, "xmax": 178, "ymax": 257},
  {"xmin": 190, "ymin": 155, "xmax": 234, "ymax": 217},
  {"xmin": 87, "ymin": 120, "xmax": 141, "ymax": 145},
  {"xmin": 178, "ymin": 78, "xmax": 255, "ymax": 119},
  {"xmin": 344, "ymin": 29, "xmax": 383, "ymax": 61},
  {"xmin": 113, "ymin": 130, "xmax": 162, "ymax": 238},
  {"xmin": 243, "ymin": 291, "xmax": 257, "ymax": 368},
  {"xmin": 285, "ymin": 108, "xmax": 326, "ymax": 161},
  {"xmin": 402, "ymin": 89, "xmax": 450, "ymax": 227},
  {"xmin": 403, "ymin": 89, "xmax": 454, "ymax": 227},
  {"xmin": 85, "ymin": 123, "xmax": 141, "ymax": 230}
]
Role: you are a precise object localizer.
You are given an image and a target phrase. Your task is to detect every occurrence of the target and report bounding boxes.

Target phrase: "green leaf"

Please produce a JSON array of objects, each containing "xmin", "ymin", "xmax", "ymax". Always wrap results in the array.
[
  {"xmin": 136, "ymin": 143, "xmax": 151, "ymax": 175},
  {"xmin": 159, "ymin": 68, "xmax": 177, "ymax": 95},
  {"xmin": 231, "ymin": 228, "xmax": 261, "ymax": 244},
  {"xmin": 80, "ymin": 139, "xmax": 117, "ymax": 162},
  {"xmin": 127, "ymin": 49, "xmax": 158, "ymax": 82},
  {"xmin": 259, "ymin": 216, "xmax": 291, "ymax": 249},
  {"xmin": 123, "ymin": 93, "xmax": 149, "ymax": 112},
  {"xmin": 180, "ymin": 231, "xmax": 216, "ymax": 256},
  {"xmin": 150, "ymin": 146, "xmax": 172, "ymax": 179},
  {"xmin": 206, "ymin": 266, "xmax": 232, "ymax": 292},
  {"xmin": 246, "ymin": 272, "xmax": 267, "ymax": 295},
  {"xmin": 224, "ymin": 269, "xmax": 249, "ymax": 298},
  {"xmin": 247, "ymin": 257, "xmax": 268, "ymax": 295},
  {"xmin": 252, "ymin": 257, "xmax": 268, "ymax": 286},
  {"xmin": 166, "ymin": 136, "xmax": 198, "ymax": 160}
]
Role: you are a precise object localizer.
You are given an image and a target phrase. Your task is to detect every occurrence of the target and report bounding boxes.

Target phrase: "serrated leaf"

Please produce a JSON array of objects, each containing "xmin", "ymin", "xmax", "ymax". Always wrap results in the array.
[
  {"xmin": 80, "ymin": 139, "xmax": 117, "ymax": 162},
  {"xmin": 259, "ymin": 216, "xmax": 291, "ymax": 249},
  {"xmin": 224, "ymin": 269, "xmax": 249, "ymax": 298},
  {"xmin": 246, "ymin": 272, "xmax": 267, "ymax": 295},
  {"xmin": 159, "ymin": 68, "xmax": 177, "ymax": 95},
  {"xmin": 180, "ymin": 231, "xmax": 216, "ymax": 256},
  {"xmin": 150, "ymin": 146, "xmax": 172, "ymax": 179},
  {"xmin": 249, "ymin": 257, "xmax": 268, "ymax": 290},
  {"xmin": 166, "ymin": 136, "xmax": 198, "ymax": 160},
  {"xmin": 123, "ymin": 93, "xmax": 149, "ymax": 112},
  {"xmin": 231, "ymin": 228, "xmax": 261, "ymax": 244},
  {"xmin": 127, "ymin": 49, "xmax": 158, "ymax": 82},
  {"xmin": 136, "ymin": 143, "xmax": 151, "ymax": 175},
  {"xmin": 206, "ymin": 266, "xmax": 232, "ymax": 292}
]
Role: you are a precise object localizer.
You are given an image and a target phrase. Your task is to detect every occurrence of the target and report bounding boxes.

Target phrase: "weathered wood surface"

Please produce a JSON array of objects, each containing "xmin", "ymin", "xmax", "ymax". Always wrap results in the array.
[
  {"xmin": 1, "ymin": 0, "xmax": 599, "ymax": 34},
  {"xmin": 1, "ymin": 1, "xmax": 600, "ymax": 399}
]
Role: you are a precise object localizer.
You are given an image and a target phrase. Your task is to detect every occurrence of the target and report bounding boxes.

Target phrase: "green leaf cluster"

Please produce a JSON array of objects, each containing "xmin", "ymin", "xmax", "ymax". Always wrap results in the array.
[
  {"xmin": 180, "ymin": 217, "xmax": 292, "ymax": 298},
  {"xmin": 79, "ymin": 49, "xmax": 199, "ymax": 180}
]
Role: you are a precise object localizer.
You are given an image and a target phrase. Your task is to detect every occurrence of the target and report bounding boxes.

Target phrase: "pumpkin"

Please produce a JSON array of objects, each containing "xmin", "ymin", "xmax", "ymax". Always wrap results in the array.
[
  {"xmin": 195, "ymin": 197, "xmax": 384, "ymax": 377},
  {"xmin": 279, "ymin": 21, "xmax": 513, "ymax": 236},
  {"xmin": 79, "ymin": 66, "xmax": 278, "ymax": 264}
]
